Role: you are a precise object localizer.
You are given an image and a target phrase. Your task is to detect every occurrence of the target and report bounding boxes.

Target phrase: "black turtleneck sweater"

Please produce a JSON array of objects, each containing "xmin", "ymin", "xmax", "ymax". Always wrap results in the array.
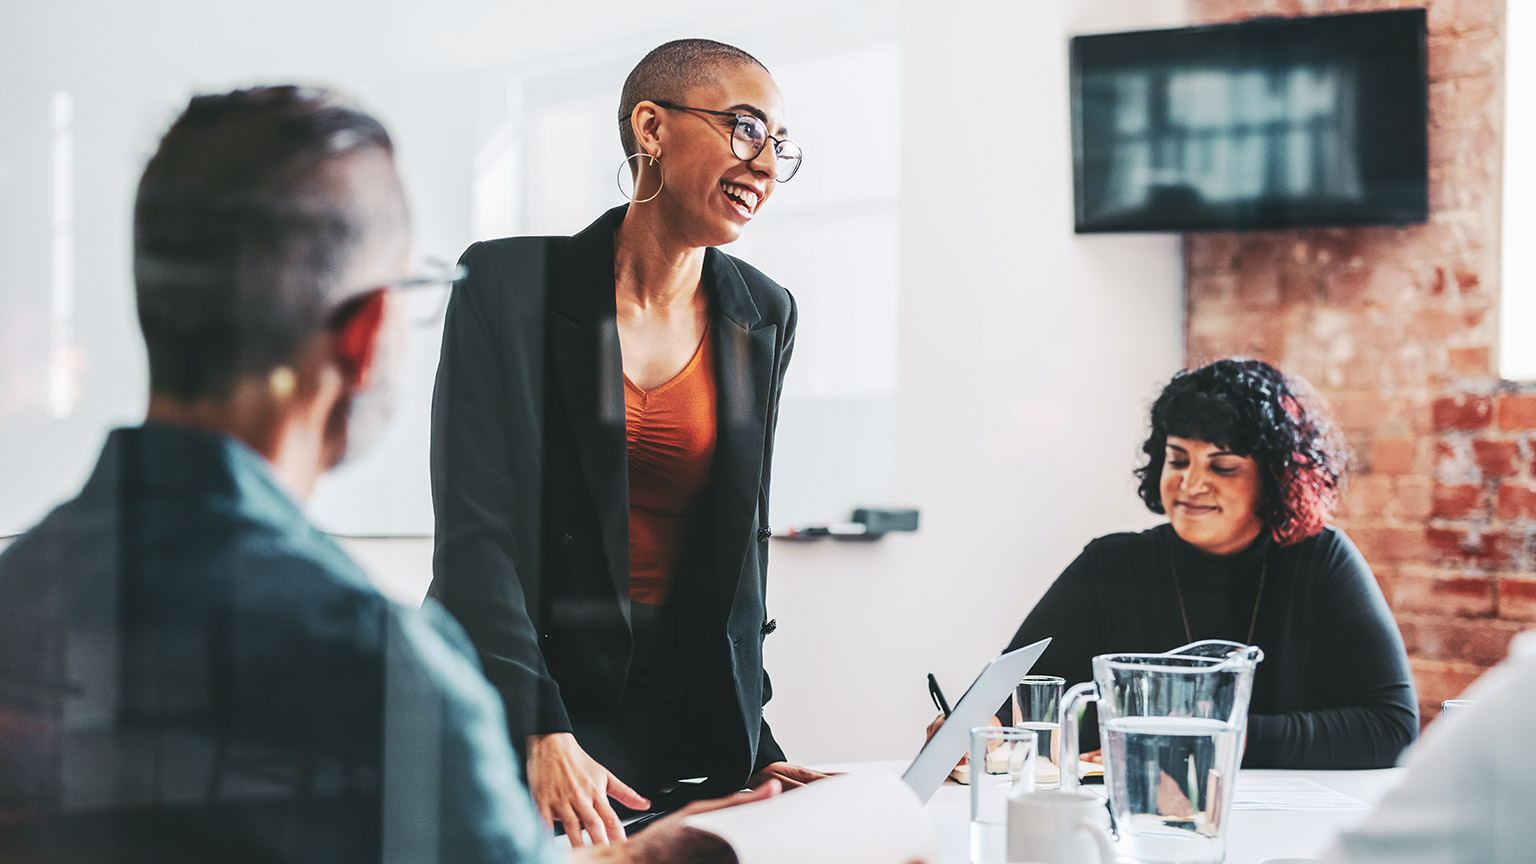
[{"xmin": 1003, "ymin": 524, "xmax": 1418, "ymax": 769}]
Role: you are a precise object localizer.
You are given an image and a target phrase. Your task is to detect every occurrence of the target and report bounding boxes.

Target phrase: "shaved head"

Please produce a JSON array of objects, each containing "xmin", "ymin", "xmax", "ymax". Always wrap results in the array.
[{"xmin": 617, "ymin": 38, "xmax": 768, "ymax": 158}]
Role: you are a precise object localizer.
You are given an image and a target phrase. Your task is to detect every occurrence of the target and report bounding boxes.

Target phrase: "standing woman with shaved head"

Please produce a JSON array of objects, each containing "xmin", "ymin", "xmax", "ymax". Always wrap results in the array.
[{"xmin": 428, "ymin": 39, "xmax": 823, "ymax": 846}]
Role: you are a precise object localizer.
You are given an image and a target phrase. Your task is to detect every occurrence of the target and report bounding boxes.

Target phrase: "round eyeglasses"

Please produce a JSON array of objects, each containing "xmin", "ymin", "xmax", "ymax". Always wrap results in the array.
[{"xmin": 642, "ymin": 100, "xmax": 803, "ymax": 183}]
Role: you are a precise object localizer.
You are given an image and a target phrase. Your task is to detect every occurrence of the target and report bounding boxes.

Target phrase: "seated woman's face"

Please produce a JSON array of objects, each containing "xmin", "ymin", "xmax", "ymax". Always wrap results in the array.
[{"xmin": 1160, "ymin": 436, "xmax": 1266, "ymax": 556}]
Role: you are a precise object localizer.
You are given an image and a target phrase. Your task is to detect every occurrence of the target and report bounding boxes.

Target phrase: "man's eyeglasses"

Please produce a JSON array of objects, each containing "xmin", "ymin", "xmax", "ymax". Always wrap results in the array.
[
  {"xmin": 646, "ymin": 101, "xmax": 803, "ymax": 183},
  {"xmin": 327, "ymin": 257, "xmax": 465, "ymax": 330}
]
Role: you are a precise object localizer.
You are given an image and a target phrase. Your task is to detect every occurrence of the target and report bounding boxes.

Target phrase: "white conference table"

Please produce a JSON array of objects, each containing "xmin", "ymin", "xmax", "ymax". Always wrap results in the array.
[{"xmin": 818, "ymin": 761, "xmax": 1404, "ymax": 864}]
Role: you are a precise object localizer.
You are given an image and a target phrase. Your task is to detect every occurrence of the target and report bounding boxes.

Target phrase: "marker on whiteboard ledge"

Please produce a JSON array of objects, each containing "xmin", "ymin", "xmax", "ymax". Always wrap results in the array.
[
  {"xmin": 779, "ymin": 522, "xmax": 867, "ymax": 540},
  {"xmin": 777, "ymin": 508, "xmax": 919, "ymax": 541}
]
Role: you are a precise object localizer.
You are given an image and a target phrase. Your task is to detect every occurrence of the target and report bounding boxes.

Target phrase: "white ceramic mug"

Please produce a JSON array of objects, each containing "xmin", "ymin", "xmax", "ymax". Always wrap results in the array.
[{"xmin": 1006, "ymin": 790, "xmax": 1115, "ymax": 864}]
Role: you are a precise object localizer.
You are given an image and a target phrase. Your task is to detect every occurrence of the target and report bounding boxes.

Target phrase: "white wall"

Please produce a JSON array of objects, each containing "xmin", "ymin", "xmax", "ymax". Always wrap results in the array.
[
  {"xmin": 1, "ymin": 0, "xmax": 1186, "ymax": 764},
  {"xmin": 755, "ymin": 0, "xmax": 1187, "ymax": 763}
]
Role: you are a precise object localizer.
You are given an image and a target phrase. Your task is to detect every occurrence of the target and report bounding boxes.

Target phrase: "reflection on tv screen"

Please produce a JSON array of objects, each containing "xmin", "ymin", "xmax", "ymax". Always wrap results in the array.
[{"xmin": 1071, "ymin": 9, "xmax": 1427, "ymax": 233}]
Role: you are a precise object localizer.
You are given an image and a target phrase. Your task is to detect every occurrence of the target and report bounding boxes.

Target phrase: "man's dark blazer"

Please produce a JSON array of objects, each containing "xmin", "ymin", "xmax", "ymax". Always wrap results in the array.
[{"xmin": 427, "ymin": 205, "xmax": 795, "ymax": 788}]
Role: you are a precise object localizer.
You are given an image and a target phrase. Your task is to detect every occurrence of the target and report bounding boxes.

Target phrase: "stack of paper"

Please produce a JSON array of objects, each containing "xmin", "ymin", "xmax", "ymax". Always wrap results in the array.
[{"xmin": 683, "ymin": 771, "xmax": 940, "ymax": 864}]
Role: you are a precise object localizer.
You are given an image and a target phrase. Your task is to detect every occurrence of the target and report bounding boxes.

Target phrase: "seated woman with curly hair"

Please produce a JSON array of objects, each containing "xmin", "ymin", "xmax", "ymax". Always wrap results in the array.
[{"xmin": 1001, "ymin": 358, "xmax": 1417, "ymax": 769}]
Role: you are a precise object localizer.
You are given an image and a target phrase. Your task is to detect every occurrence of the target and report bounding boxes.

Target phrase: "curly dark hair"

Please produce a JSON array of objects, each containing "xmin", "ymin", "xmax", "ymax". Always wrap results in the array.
[{"xmin": 1134, "ymin": 358, "xmax": 1348, "ymax": 546}]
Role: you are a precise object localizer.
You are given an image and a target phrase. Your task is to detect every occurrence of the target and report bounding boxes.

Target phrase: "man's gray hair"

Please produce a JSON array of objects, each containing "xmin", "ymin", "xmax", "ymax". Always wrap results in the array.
[{"xmin": 134, "ymin": 85, "xmax": 396, "ymax": 401}]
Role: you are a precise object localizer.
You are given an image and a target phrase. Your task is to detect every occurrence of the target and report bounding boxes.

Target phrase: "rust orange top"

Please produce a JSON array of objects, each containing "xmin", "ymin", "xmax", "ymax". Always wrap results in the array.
[{"xmin": 625, "ymin": 324, "xmax": 717, "ymax": 606}]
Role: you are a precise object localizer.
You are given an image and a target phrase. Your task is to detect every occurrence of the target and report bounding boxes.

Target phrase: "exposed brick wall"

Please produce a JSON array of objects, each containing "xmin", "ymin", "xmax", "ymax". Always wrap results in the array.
[{"xmin": 1184, "ymin": 0, "xmax": 1527, "ymax": 723}]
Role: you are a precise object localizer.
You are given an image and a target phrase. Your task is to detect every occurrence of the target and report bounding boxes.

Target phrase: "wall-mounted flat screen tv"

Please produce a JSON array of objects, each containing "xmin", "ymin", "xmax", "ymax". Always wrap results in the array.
[{"xmin": 1070, "ymin": 9, "xmax": 1428, "ymax": 233}]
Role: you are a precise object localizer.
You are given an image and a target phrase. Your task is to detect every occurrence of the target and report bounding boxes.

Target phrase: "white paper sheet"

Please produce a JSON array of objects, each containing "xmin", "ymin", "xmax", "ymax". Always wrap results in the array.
[
  {"xmin": 1232, "ymin": 776, "xmax": 1370, "ymax": 811},
  {"xmin": 682, "ymin": 771, "xmax": 940, "ymax": 864}
]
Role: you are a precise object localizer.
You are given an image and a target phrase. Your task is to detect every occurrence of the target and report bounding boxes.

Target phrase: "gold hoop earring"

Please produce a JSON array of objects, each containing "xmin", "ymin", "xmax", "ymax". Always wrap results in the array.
[{"xmin": 617, "ymin": 152, "xmax": 664, "ymax": 204}]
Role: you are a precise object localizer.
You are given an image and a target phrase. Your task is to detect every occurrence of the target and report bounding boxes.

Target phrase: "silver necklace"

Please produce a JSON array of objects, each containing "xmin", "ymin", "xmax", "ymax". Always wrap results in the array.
[{"xmin": 1167, "ymin": 546, "xmax": 1268, "ymax": 646}]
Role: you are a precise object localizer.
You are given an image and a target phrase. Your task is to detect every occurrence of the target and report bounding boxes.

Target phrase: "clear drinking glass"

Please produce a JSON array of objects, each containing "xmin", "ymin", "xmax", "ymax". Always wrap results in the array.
[
  {"xmin": 1014, "ymin": 675, "xmax": 1065, "ymax": 790},
  {"xmin": 970, "ymin": 725, "xmax": 1037, "ymax": 864}
]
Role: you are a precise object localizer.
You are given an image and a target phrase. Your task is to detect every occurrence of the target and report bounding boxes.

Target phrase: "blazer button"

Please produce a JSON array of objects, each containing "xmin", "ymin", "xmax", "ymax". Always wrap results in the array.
[
  {"xmin": 558, "ymin": 533, "xmax": 575, "ymax": 548},
  {"xmin": 760, "ymin": 618, "xmax": 777, "ymax": 636},
  {"xmin": 756, "ymin": 526, "xmax": 772, "ymax": 542}
]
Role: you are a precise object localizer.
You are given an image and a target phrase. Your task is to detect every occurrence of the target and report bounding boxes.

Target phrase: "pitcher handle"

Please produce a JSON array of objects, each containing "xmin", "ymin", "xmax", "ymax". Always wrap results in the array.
[
  {"xmin": 1058, "ymin": 681, "xmax": 1097, "ymax": 794},
  {"xmin": 1165, "ymin": 639, "xmax": 1266, "ymax": 666}
]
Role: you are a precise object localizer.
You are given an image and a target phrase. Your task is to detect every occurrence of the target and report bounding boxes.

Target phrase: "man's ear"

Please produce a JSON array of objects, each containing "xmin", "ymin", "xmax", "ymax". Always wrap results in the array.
[{"xmin": 333, "ymin": 288, "xmax": 390, "ymax": 390}]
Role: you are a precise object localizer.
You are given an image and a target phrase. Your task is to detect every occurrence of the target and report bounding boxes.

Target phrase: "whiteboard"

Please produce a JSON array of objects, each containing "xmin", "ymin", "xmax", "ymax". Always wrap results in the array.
[{"xmin": 0, "ymin": 0, "xmax": 900, "ymax": 537}]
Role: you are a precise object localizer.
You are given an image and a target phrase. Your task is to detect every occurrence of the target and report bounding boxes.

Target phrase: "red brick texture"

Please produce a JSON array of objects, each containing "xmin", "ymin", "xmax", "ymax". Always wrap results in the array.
[{"xmin": 1186, "ymin": 0, "xmax": 1529, "ymax": 725}]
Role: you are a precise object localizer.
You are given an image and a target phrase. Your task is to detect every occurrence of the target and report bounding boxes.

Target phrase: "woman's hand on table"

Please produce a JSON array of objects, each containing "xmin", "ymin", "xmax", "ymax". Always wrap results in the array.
[
  {"xmin": 527, "ymin": 732, "xmax": 649, "ymax": 846},
  {"xmin": 748, "ymin": 761, "xmax": 833, "ymax": 790},
  {"xmin": 573, "ymin": 781, "xmax": 783, "ymax": 864}
]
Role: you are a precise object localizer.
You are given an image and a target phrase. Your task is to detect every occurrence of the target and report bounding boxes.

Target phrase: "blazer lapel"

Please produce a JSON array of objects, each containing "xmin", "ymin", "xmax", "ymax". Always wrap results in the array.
[
  {"xmin": 548, "ymin": 207, "xmax": 631, "ymax": 621},
  {"xmin": 706, "ymin": 249, "xmax": 776, "ymax": 614}
]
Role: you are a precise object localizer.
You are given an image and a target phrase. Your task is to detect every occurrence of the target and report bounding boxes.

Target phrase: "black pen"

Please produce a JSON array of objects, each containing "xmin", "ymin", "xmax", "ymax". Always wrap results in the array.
[{"xmin": 927, "ymin": 672, "xmax": 951, "ymax": 718}]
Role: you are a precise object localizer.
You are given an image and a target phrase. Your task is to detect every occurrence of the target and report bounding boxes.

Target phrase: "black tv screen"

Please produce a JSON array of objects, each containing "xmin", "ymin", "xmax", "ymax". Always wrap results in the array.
[{"xmin": 1070, "ymin": 10, "xmax": 1428, "ymax": 233}]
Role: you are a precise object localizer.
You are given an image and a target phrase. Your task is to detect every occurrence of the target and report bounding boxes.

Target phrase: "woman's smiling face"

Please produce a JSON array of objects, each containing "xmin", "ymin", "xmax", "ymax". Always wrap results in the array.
[
  {"xmin": 1160, "ymin": 435, "xmax": 1267, "ymax": 556},
  {"xmin": 647, "ymin": 63, "xmax": 786, "ymax": 247}
]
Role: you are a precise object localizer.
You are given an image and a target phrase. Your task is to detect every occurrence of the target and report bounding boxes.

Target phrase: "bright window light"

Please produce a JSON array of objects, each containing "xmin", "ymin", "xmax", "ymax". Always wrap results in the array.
[{"xmin": 48, "ymin": 90, "xmax": 75, "ymax": 419}]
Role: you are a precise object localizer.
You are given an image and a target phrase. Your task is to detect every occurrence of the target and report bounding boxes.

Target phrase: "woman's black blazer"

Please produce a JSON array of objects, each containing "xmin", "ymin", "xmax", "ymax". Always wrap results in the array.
[{"xmin": 427, "ymin": 206, "xmax": 795, "ymax": 783}]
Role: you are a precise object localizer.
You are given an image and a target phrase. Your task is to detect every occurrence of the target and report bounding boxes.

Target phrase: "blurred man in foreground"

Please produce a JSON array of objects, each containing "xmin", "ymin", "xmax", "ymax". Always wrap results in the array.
[
  {"xmin": 1318, "ymin": 629, "xmax": 1535, "ymax": 864},
  {"xmin": 0, "ymin": 85, "xmax": 766, "ymax": 863}
]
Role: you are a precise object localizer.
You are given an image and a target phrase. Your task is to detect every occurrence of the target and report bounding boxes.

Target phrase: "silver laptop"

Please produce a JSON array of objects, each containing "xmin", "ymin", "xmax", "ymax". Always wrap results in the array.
[{"xmin": 901, "ymin": 638, "xmax": 1051, "ymax": 803}]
